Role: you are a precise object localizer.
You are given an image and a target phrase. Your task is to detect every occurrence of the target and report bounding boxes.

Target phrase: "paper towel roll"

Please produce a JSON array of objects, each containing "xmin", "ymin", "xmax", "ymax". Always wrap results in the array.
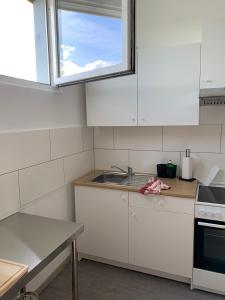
[{"xmin": 182, "ymin": 157, "xmax": 192, "ymax": 180}]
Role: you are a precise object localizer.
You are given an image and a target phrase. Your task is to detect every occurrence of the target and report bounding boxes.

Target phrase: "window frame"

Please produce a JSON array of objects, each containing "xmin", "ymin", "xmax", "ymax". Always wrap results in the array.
[
  {"xmin": 48, "ymin": 0, "xmax": 136, "ymax": 87},
  {"xmin": 0, "ymin": 0, "xmax": 135, "ymax": 90},
  {"xmin": 0, "ymin": 0, "xmax": 52, "ymax": 90}
]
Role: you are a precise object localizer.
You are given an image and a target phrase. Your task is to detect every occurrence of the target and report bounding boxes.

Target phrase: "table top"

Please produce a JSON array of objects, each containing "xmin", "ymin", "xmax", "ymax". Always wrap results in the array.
[{"xmin": 0, "ymin": 213, "xmax": 84, "ymax": 300}]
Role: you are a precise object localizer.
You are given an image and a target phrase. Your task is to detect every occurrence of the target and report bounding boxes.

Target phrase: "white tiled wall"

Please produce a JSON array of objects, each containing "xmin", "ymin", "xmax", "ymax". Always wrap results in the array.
[
  {"xmin": 0, "ymin": 127, "xmax": 94, "ymax": 221},
  {"xmin": 50, "ymin": 127, "xmax": 83, "ymax": 160},
  {"xmin": 114, "ymin": 127, "xmax": 163, "ymax": 150},
  {"xmin": 94, "ymin": 127, "xmax": 114, "ymax": 149},
  {"xmin": 130, "ymin": 151, "xmax": 180, "ymax": 174},
  {"xmin": 0, "ymin": 172, "xmax": 20, "ymax": 220},
  {"xmin": 95, "ymin": 149, "xmax": 129, "ymax": 171},
  {"xmin": 0, "ymin": 130, "xmax": 50, "ymax": 175},
  {"xmin": 19, "ymin": 159, "xmax": 65, "ymax": 206},
  {"xmin": 64, "ymin": 150, "xmax": 94, "ymax": 184},
  {"xmin": 94, "ymin": 121, "xmax": 225, "ymax": 184}
]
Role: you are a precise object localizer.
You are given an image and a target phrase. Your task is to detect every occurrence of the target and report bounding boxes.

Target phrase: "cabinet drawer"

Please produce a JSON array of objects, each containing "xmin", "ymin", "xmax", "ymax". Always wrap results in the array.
[{"xmin": 129, "ymin": 192, "xmax": 194, "ymax": 215}]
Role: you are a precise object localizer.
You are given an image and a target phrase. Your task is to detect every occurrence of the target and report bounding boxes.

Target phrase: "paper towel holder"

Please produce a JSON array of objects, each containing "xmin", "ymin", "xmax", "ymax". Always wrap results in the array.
[{"xmin": 179, "ymin": 149, "xmax": 196, "ymax": 182}]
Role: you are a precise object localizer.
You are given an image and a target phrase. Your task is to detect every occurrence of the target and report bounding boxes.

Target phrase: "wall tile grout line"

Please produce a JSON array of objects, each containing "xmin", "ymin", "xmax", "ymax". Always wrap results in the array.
[{"xmin": 0, "ymin": 151, "xmax": 92, "ymax": 179}]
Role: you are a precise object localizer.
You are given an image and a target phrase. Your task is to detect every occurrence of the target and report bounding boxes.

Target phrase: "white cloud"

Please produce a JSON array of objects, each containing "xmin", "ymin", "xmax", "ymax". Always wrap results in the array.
[
  {"xmin": 60, "ymin": 45, "xmax": 76, "ymax": 60},
  {"xmin": 61, "ymin": 59, "xmax": 114, "ymax": 76}
]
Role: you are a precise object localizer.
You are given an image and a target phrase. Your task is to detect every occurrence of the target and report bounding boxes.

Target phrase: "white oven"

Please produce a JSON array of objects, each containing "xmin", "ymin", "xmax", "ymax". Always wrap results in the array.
[{"xmin": 193, "ymin": 185, "xmax": 225, "ymax": 295}]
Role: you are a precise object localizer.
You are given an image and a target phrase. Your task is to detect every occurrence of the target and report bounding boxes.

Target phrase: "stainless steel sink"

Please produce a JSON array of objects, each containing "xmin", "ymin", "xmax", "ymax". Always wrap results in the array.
[
  {"xmin": 124, "ymin": 174, "xmax": 150, "ymax": 186},
  {"xmin": 92, "ymin": 172, "xmax": 150, "ymax": 186},
  {"xmin": 92, "ymin": 173, "xmax": 128, "ymax": 184}
]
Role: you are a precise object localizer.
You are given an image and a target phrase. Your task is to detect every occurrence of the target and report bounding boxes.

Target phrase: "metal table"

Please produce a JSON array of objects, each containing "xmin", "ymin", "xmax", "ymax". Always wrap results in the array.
[{"xmin": 0, "ymin": 213, "xmax": 84, "ymax": 300}]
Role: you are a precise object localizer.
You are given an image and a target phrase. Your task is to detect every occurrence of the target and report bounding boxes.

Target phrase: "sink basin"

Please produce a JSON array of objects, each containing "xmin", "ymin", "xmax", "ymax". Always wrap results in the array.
[
  {"xmin": 92, "ymin": 173, "xmax": 128, "ymax": 184},
  {"xmin": 92, "ymin": 172, "xmax": 150, "ymax": 186}
]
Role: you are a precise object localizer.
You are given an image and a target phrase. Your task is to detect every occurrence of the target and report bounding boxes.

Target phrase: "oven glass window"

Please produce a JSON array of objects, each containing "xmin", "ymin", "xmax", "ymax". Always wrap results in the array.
[{"xmin": 194, "ymin": 219, "xmax": 225, "ymax": 274}]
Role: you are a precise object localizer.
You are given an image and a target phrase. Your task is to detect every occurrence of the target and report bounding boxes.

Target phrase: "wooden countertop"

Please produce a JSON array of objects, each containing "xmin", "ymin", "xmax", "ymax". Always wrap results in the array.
[
  {"xmin": 0, "ymin": 259, "xmax": 28, "ymax": 298},
  {"xmin": 73, "ymin": 171, "xmax": 198, "ymax": 199}
]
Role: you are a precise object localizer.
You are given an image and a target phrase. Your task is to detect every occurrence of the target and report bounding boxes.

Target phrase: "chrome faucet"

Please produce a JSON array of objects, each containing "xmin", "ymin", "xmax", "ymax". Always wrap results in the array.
[{"xmin": 111, "ymin": 165, "xmax": 133, "ymax": 178}]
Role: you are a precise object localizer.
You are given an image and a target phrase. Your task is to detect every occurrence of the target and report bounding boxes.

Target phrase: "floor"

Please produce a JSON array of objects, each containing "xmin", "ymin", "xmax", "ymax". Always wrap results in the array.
[{"xmin": 40, "ymin": 260, "xmax": 224, "ymax": 300}]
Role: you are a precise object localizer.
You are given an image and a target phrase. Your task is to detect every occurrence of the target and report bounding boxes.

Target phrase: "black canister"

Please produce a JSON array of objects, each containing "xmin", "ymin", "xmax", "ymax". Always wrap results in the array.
[{"xmin": 157, "ymin": 164, "xmax": 167, "ymax": 178}]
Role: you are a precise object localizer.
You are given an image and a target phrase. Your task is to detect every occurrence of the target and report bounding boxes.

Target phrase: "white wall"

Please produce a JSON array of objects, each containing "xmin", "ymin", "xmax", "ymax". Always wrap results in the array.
[
  {"xmin": 0, "ymin": 81, "xmax": 94, "ymax": 291},
  {"xmin": 94, "ymin": 106, "xmax": 225, "ymax": 184},
  {"xmin": 0, "ymin": 82, "xmax": 86, "ymax": 132}
]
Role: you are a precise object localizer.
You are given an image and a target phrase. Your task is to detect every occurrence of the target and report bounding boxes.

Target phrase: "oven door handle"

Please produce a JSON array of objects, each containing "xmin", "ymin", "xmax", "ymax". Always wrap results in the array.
[{"xmin": 198, "ymin": 222, "xmax": 225, "ymax": 229}]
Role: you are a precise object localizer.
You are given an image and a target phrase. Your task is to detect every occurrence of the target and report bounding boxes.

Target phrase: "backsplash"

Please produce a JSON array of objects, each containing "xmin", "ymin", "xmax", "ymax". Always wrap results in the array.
[
  {"xmin": 94, "ymin": 108, "xmax": 225, "ymax": 184},
  {"xmin": 0, "ymin": 127, "xmax": 94, "ymax": 221}
]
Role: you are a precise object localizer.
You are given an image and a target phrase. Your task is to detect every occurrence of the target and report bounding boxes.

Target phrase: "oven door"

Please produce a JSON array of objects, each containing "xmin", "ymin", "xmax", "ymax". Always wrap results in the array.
[{"xmin": 194, "ymin": 218, "xmax": 225, "ymax": 274}]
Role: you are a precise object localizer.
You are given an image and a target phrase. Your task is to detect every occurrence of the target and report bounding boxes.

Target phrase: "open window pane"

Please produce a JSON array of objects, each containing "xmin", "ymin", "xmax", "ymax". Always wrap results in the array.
[
  {"xmin": 58, "ymin": 9, "xmax": 123, "ymax": 77},
  {"xmin": 0, "ymin": 0, "xmax": 49, "ymax": 84},
  {"xmin": 51, "ymin": 0, "xmax": 135, "ymax": 86}
]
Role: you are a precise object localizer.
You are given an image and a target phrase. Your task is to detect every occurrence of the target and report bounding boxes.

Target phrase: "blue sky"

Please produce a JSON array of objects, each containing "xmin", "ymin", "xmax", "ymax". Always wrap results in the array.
[{"xmin": 58, "ymin": 10, "xmax": 123, "ymax": 68}]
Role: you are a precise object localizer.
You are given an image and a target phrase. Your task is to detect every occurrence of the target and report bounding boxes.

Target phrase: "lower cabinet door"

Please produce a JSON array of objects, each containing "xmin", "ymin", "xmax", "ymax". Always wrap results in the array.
[
  {"xmin": 129, "ymin": 207, "xmax": 194, "ymax": 278},
  {"xmin": 75, "ymin": 186, "xmax": 129, "ymax": 263}
]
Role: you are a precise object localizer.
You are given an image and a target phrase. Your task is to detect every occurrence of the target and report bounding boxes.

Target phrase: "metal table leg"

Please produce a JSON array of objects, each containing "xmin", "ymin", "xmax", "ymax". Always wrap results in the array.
[{"xmin": 72, "ymin": 240, "xmax": 79, "ymax": 300}]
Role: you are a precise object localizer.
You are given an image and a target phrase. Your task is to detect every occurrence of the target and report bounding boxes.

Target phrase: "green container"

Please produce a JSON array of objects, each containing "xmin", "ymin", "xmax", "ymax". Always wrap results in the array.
[{"xmin": 166, "ymin": 161, "xmax": 177, "ymax": 178}]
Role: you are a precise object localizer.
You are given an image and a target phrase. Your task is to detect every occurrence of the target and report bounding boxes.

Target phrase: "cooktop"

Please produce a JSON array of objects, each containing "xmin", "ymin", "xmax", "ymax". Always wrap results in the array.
[{"xmin": 198, "ymin": 185, "xmax": 225, "ymax": 205}]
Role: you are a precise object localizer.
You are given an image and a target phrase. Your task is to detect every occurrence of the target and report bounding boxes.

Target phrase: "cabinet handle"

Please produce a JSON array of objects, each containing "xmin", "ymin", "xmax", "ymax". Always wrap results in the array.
[
  {"xmin": 141, "ymin": 117, "xmax": 145, "ymax": 123},
  {"xmin": 121, "ymin": 196, "xmax": 127, "ymax": 202},
  {"xmin": 131, "ymin": 117, "xmax": 136, "ymax": 123}
]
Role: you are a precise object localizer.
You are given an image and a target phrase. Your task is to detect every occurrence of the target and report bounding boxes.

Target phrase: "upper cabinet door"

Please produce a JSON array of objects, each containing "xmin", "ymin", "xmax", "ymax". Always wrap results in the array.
[
  {"xmin": 201, "ymin": 18, "xmax": 225, "ymax": 89},
  {"xmin": 137, "ymin": 0, "xmax": 200, "ymax": 126},
  {"xmin": 138, "ymin": 44, "xmax": 200, "ymax": 126},
  {"xmin": 86, "ymin": 74, "xmax": 137, "ymax": 126}
]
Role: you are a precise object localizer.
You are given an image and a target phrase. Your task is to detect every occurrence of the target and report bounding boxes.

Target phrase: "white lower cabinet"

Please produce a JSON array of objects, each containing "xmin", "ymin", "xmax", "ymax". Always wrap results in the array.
[
  {"xmin": 129, "ymin": 193, "xmax": 194, "ymax": 278},
  {"xmin": 75, "ymin": 186, "xmax": 129, "ymax": 263},
  {"xmin": 75, "ymin": 186, "xmax": 195, "ymax": 280}
]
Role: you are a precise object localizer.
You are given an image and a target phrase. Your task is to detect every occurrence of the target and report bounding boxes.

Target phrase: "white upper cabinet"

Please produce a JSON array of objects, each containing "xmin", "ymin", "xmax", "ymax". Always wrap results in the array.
[
  {"xmin": 138, "ymin": 44, "xmax": 200, "ymax": 126},
  {"xmin": 201, "ymin": 18, "xmax": 225, "ymax": 89},
  {"xmin": 86, "ymin": 74, "xmax": 137, "ymax": 126},
  {"xmin": 86, "ymin": 0, "xmax": 225, "ymax": 126},
  {"xmin": 137, "ymin": 0, "xmax": 201, "ymax": 126}
]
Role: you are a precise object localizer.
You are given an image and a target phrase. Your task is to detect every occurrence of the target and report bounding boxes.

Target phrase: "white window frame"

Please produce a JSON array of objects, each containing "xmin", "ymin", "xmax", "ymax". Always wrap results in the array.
[
  {"xmin": 0, "ymin": 0, "xmax": 54, "ymax": 91},
  {"xmin": 48, "ymin": 0, "xmax": 135, "ymax": 87},
  {"xmin": 0, "ymin": 0, "xmax": 135, "ymax": 90}
]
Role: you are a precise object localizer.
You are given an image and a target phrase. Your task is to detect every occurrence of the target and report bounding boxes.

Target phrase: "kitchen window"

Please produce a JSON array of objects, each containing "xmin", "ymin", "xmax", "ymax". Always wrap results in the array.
[
  {"xmin": 0, "ymin": 0, "xmax": 49, "ymax": 84},
  {"xmin": 50, "ymin": 0, "xmax": 135, "ymax": 86},
  {"xmin": 0, "ymin": 0, "xmax": 135, "ymax": 88}
]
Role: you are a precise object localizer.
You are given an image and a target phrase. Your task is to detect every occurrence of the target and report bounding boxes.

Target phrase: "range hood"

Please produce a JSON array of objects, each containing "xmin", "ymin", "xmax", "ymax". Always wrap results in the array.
[{"xmin": 200, "ymin": 88, "xmax": 225, "ymax": 106}]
